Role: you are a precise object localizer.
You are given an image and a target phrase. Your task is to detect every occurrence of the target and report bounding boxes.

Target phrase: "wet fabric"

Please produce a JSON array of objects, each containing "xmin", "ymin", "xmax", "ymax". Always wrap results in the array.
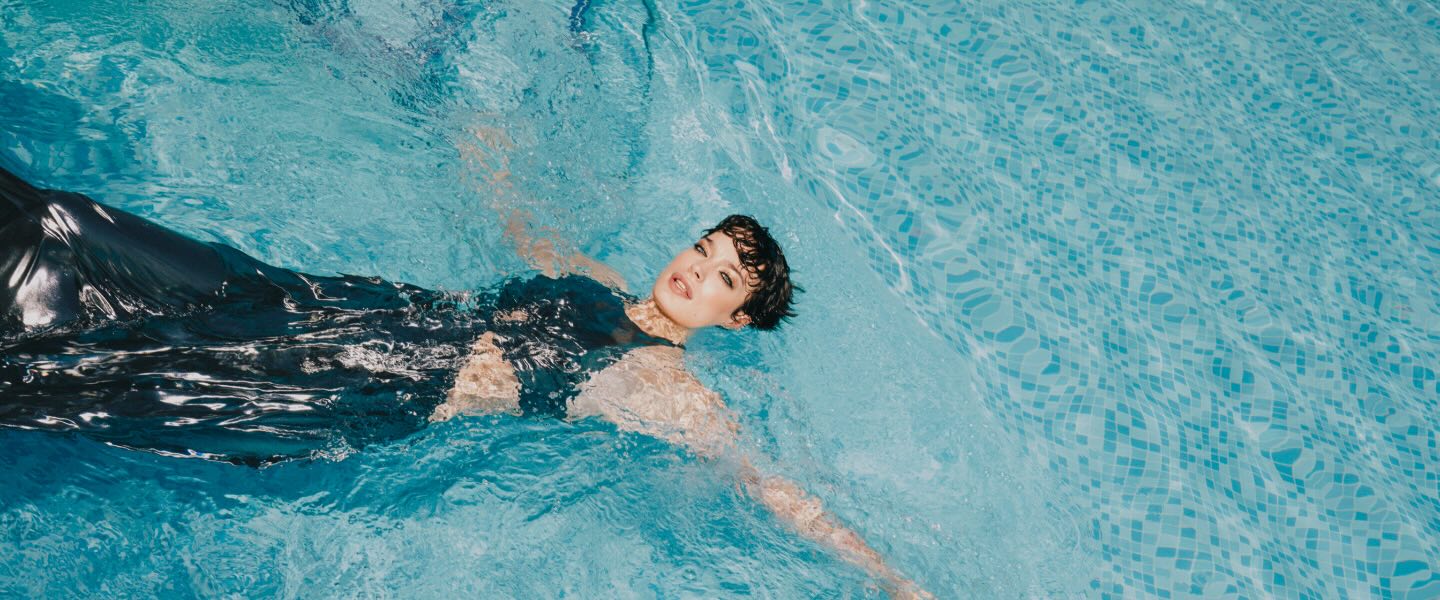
[
  {"xmin": 0, "ymin": 167, "xmax": 668, "ymax": 465},
  {"xmin": 488, "ymin": 275, "xmax": 675, "ymax": 418}
]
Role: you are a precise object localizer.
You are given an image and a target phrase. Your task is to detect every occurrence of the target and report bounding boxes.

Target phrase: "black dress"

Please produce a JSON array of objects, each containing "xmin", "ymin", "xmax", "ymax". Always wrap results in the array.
[{"xmin": 0, "ymin": 166, "xmax": 671, "ymax": 465}]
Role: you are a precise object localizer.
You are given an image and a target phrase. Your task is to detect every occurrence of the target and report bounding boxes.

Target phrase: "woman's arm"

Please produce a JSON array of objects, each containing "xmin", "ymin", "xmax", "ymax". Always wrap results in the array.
[
  {"xmin": 500, "ymin": 208, "xmax": 628, "ymax": 291},
  {"xmin": 737, "ymin": 459, "xmax": 931, "ymax": 599},
  {"xmin": 573, "ymin": 348, "xmax": 930, "ymax": 599},
  {"xmin": 457, "ymin": 127, "xmax": 627, "ymax": 291}
]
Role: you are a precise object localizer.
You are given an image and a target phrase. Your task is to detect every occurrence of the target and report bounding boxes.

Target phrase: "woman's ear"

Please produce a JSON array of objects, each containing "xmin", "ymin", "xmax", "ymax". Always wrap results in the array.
[{"xmin": 722, "ymin": 311, "xmax": 752, "ymax": 330}]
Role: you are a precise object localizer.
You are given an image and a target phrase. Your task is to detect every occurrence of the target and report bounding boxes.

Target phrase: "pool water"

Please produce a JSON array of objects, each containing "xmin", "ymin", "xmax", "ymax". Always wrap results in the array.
[{"xmin": 2, "ymin": 0, "xmax": 1437, "ymax": 597}]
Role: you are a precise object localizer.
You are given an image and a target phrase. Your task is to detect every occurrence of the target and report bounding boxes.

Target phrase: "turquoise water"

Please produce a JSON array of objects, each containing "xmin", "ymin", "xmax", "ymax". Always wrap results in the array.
[{"xmin": 2, "ymin": 0, "xmax": 1438, "ymax": 597}]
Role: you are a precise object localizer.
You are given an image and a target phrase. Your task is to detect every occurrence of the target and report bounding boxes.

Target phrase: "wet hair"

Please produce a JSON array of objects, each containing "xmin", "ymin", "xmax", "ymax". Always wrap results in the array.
[{"xmin": 702, "ymin": 214, "xmax": 799, "ymax": 330}]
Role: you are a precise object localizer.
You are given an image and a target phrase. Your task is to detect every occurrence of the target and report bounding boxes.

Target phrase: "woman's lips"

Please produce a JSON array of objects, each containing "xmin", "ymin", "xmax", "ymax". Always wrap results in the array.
[{"xmin": 670, "ymin": 274, "xmax": 691, "ymax": 299}]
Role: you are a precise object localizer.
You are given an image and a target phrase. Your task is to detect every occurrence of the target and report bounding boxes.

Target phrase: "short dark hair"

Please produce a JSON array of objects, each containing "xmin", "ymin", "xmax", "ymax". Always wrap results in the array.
[{"xmin": 703, "ymin": 214, "xmax": 798, "ymax": 330}]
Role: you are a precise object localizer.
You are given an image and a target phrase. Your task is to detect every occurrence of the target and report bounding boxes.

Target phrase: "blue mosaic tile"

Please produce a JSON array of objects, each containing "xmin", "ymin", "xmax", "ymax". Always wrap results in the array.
[{"xmin": 676, "ymin": 0, "xmax": 1440, "ymax": 596}]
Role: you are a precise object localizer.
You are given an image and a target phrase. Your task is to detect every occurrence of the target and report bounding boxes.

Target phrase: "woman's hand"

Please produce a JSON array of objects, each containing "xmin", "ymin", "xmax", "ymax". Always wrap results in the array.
[
  {"xmin": 883, "ymin": 576, "xmax": 935, "ymax": 600},
  {"xmin": 740, "ymin": 461, "xmax": 931, "ymax": 598}
]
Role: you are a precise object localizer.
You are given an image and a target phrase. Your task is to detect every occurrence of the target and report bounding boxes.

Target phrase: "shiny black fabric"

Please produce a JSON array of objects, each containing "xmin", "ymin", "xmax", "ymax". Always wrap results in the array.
[
  {"xmin": 0, "ymin": 167, "xmax": 667, "ymax": 465},
  {"xmin": 489, "ymin": 275, "xmax": 674, "ymax": 418}
]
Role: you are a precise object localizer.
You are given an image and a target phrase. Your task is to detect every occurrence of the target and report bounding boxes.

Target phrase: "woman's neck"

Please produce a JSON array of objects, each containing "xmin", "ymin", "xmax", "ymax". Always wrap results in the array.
[{"xmin": 625, "ymin": 298, "xmax": 690, "ymax": 345}]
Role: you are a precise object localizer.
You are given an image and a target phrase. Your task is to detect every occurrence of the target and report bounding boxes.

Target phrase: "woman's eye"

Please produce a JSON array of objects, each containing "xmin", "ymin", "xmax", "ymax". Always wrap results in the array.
[
  {"xmin": 721, "ymin": 273, "xmax": 733, "ymax": 288},
  {"xmin": 693, "ymin": 243, "xmax": 706, "ymax": 255}
]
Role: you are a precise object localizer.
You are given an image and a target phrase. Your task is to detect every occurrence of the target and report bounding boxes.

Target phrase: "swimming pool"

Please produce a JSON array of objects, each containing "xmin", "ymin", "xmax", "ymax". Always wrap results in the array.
[{"xmin": 2, "ymin": 0, "xmax": 1437, "ymax": 596}]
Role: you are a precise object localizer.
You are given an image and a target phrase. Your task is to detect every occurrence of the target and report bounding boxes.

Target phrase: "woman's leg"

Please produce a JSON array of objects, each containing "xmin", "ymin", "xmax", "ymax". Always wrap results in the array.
[
  {"xmin": 0, "ymin": 166, "xmax": 241, "ymax": 334},
  {"xmin": 1, "ymin": 166, "xmax": 474, "ymax": 464},
  {"xmin": 1, "ymin": 166, "xmax": 82, "ymax": 332}
]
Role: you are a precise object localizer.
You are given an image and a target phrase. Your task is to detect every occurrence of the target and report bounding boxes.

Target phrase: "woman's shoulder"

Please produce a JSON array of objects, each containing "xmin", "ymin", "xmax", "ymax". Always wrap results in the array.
[{"xmin": 573, "ymin": 345, "xmax": 736, "ymax": 456}]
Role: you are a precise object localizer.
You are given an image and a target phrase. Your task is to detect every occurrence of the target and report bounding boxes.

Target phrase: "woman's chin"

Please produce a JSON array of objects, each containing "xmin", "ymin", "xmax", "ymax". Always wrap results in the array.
[
  {"xmin": 651, "ymin": 282, "xmax": 681, "ymax": 308},
  {"xmin": 653, "ymin": 297, "xmax": 701, "ymax": 330}
]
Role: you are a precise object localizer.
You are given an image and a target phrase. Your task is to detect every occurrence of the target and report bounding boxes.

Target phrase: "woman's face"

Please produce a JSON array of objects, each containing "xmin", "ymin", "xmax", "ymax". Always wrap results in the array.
[{"xmin": 652, "ymin": 231, "xmax": 752, "ymax": 330}]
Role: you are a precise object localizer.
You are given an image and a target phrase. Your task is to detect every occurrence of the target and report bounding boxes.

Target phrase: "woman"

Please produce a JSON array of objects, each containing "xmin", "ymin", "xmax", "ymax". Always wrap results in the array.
[{"xmin": 0, "ymin": 164, "xmax": 929, "ymax": 597}]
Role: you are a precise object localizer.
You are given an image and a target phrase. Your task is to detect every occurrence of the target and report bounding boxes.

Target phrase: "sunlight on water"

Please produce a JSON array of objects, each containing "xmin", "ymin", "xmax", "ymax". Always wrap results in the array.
[{"xmin": 3, "ymin": 0, "xmax": 1438, "ymax": 597}]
